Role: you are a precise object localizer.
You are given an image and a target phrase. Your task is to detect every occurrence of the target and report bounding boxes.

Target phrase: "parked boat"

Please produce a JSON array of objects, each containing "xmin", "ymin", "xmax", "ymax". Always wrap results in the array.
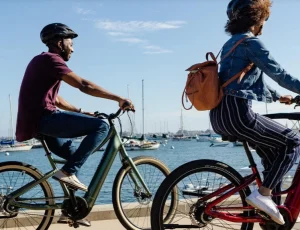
[
  {"xmin": 227, "ymin": 141, "xmax": 244, "ymax": 147},
  {"xmin": 196, "ymin": 135, "xmax": 210, "ymax": 142},
  {"xmin": 209, "ymin": 142, "xmax": 229, "ymax": 147},
  {"xmin": 0, "ymin": 144, "xmax": 32, "ymax": 152},
  {"xmin": 0, "ymin": 95, "xmax": 33, "ymax": 152},
  {"xmin": 148, "ymin": 133, "xmax": 169, "ymax": 143},
  {"xmin": 172, "ymin": 110, "xmax": 192, "ymax": 141},
  {"xmin": 125, "ymin": 140, "xmax": 160, "ymax": 151},
  {"xmin": 209, "ymin": 136, "xmax": 223, "ymax": 143},
  {"xmin": 172, "ymin": 135, "xmax": 192, "ymax": 141},
  {"xmin": 124, "ymin": 80, "xmax": 160, "ymax": 151},
  {"xmin": 31, "ymin": 139, "xmax": 43, "ymax": 149}
]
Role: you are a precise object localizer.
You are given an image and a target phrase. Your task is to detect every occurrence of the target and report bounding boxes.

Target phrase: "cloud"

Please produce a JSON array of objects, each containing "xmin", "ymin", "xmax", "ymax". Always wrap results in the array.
[
  {"xmin": 143, "ymin": 50, "xmax": 172, "ymax": 54},
  {"xmin": 118, "ymin": 38, "xmax": 146, "ymax": 44},
  {"xmin": 107, "ymin": 31, "xmax": 131, "ymax": 36},
  {"xmin": 91, "ymin": 19, "xmax": 185, "ymax": 54},
  {"xmin": 74, "ymin": 6, "xmax": 94, "ymax": 15},
  {"xmin": 95, "ymin": 20, "xmax": 186, "ymax": 32},
  {"xmin": 143, "ymin": 45, "xmax": 172, "ymax": 54}
]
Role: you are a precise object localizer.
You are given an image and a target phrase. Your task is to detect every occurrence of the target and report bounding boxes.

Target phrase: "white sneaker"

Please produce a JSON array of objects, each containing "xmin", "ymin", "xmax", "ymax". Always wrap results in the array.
[
  {"xmin": 53, "ymin": 170, "xmax": 88, "ymax": 192},
  {"xmin": 246, "ymin": 189, "xmax": 285, "ymax": 225},
  {"xmin": 58, "ymin": 213, "xmax": 91, "ymax": 227}
]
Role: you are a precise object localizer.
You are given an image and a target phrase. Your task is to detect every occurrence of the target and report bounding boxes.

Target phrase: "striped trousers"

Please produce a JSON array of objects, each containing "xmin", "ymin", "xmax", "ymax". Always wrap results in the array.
[{"xmin": 210, "ymin": 95, "xmax": 300, "ymax": 204}]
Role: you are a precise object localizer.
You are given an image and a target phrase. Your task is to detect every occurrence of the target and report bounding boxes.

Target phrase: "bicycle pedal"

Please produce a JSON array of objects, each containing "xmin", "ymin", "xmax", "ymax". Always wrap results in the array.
[
  {"xmin": 68, "ymin": 220, "xmax": 73, "ymax": 227},
  {"xmin": 67, "ymin": 220, "xmax": 80, "ymax": 228},
  {"xmin": 73, "ymin": 222, "xmax": 80, "ymax": 228}
]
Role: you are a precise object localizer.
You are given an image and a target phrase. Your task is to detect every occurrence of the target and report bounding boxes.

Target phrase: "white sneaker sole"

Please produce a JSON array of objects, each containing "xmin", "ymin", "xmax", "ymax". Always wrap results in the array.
[
  {"xmin": 246, "ymin": 198, "xmax": 285, "ymax": 225},
  {"xmin": 53, "ymin": 176, "xmax": 88, "ymax": 192}
]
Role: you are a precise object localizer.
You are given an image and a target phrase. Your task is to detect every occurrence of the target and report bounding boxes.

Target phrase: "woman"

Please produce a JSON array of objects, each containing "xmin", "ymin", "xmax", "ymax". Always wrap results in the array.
[{"xmin": 210, "ymin": 0, "xmax": 300, "ymax": 225}]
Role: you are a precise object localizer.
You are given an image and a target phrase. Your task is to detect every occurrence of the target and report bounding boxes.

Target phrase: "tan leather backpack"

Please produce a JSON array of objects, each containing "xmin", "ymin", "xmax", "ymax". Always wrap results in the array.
[{"xmin": 182, "ymin": 37, "xmax": 253, "ymax": 111}]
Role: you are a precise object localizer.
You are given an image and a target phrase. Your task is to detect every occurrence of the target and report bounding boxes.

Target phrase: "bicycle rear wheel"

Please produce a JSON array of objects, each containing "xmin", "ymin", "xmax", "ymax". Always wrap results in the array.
[
  {"xmin": 112, "ymin": 156, "xmax": 178, "ymax": 230},
  {"xmin": 0, "ymin": 161, "xmax": 55, "ymax": 230},
  {"xmin": 151, "ymin": 159, "xmax": 254, "ymax": 230}
]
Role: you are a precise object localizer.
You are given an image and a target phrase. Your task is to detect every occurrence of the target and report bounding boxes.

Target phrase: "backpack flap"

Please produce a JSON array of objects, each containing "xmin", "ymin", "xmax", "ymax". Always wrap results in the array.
[{"xmin": 186, "ymin": 60, "xmax": 217, "ymax": 73}]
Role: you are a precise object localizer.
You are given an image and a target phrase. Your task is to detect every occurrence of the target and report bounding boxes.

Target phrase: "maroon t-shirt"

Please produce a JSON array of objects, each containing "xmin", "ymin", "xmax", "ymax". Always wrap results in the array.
[{"xmin": 16, "ymin": 52, "xmax": 72, "ymax": 141}]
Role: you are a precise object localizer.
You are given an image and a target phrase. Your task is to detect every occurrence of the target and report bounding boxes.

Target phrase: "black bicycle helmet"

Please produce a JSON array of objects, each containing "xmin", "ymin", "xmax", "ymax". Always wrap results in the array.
[
  {"xmin": 40, "ymin": 23, "xmax": 78, "ymax": 44},
  {"xmin": 227, "ymin": 0, "xmax": 253, "ymax": 19}
]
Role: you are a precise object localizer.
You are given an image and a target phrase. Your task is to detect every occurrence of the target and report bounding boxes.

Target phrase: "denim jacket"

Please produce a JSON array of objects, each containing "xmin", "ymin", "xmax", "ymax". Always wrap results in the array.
[{"xmin": 219, "ymin": 32, "xmax": 300, "ymax": 103}]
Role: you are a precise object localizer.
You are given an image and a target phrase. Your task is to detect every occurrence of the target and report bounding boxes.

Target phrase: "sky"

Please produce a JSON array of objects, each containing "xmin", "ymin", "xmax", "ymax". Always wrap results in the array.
[{"xmin": 1, "ymin": 0, "xmax": 300, "ymax": 137}]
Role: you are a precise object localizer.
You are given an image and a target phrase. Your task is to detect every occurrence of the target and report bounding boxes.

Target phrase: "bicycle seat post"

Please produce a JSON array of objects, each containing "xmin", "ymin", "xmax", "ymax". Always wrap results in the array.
[{"xmin": 243, "ymin": 141, "xmax": 262, "ymax": 186}]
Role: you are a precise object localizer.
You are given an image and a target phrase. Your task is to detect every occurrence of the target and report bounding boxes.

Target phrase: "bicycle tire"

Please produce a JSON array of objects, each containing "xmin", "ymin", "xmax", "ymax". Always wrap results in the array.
[
  {"xmin": 0, "ymin": 161, "xmax": 55, "ymax": 230},
  {"xmin": 112, "ymin": 156, "xmax": 178, "ymax": 230},
  {"xmin": 151, "ymin": 159, "xmax": 254, "ymax": 230}
]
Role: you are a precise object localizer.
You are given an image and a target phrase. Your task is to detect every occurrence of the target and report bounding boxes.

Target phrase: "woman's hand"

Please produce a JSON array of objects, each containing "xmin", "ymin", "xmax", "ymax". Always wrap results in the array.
[{"xmin": 279, "ymin": 95, "xmax": 293, "ymax": 104}]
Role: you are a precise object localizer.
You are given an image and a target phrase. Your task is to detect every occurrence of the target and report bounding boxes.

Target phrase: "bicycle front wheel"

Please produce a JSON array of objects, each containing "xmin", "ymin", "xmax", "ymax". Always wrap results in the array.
[
  {"xmin": 0, "ymin": 161, "xmax": 55, "ymax": 230},
  {"xmin": 151, "ymin": 159, "xmax": 254, "ymax": 230},
  {"xmin": 112, "ymin": 156, "xmax": 177, "ymax": 230}
]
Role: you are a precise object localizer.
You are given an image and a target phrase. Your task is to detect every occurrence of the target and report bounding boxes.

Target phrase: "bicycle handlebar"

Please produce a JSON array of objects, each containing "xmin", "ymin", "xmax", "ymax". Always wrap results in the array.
[
  {"xmin": 94, "ymin": 102, "xmax": 135, "ymax": 121},
  {"xmin": 291, "ymin": 95, "xmax": 300, "ymax": 106}
]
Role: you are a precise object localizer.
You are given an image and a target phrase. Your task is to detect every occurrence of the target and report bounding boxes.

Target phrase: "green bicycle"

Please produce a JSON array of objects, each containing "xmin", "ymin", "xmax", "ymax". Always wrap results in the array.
[{"xmin": 0, "ymin": 108, "xmax": 178, "ymax": 229}]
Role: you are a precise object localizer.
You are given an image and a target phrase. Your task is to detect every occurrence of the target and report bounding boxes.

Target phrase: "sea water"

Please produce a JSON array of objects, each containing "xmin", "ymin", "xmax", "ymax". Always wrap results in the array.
[{"xmin": 0, "ymin": 140, "xmax": 297, "ymax": 204}]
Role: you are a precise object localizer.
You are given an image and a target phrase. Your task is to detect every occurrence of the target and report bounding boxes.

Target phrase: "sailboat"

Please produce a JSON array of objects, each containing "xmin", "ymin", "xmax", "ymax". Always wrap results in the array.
[
  {"xmin": 172, "ymin": 109, "xmax": 192, "ymax": 141},
  {"xmin": 0, "ymin": 95, "xmax": 33, "ymax": 152},
  {"xmin": 124, "ymin": 80, "xmax": 160, "ymax": 151}
]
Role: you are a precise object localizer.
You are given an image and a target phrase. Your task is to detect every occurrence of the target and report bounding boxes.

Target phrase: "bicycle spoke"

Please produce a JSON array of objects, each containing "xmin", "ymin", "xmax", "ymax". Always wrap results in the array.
[
  {"xmin": 152, "ymin": 160, "xmax": 254, "ymax": 230},
  {"xmin": 113, "ymin": 157, "xmax": 172, "ymax": 229},
  {"xmin": 0, "ymin": 163, "xmax": 54, "ymax": 230}
]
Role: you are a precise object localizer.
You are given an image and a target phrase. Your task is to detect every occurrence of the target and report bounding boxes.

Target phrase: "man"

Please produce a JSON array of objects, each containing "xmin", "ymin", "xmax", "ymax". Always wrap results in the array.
[{"xmin": 16, "ymin": 23, "xmax": 134, "ymax": 225}]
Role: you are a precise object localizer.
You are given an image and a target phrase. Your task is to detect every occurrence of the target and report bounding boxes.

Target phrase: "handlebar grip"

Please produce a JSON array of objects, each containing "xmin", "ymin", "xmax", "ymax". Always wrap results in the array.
[
  {"xmin": 122, "ymin": 101, "xmax": 135, "ymax": 112},
  {"xmin": 292, "ymin": 95, "xmax": 300, "ymax": 104},
  {"xmin": 122, "ymin": 101, "xmax": 130, "ymax": 108}
]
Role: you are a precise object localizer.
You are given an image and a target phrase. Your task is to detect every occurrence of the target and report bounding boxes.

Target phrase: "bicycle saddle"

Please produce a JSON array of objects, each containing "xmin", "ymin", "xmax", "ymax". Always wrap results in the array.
[{"xmin": 263, "ymin": 112, "xmax": 300, "ymax": 120}]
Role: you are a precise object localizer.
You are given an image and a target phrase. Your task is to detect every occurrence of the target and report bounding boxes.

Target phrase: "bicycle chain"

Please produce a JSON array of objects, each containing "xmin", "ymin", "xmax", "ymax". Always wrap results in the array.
[{"xmin": 189, "ymin": 201, "xmax": 246, "ymax": 230}]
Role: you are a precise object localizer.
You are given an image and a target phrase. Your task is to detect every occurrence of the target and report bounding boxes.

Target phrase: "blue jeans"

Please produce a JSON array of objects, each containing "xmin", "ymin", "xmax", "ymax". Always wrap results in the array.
[{"xmin": 38, "ymin": 111, "xmax": 109, "ymax": 174}]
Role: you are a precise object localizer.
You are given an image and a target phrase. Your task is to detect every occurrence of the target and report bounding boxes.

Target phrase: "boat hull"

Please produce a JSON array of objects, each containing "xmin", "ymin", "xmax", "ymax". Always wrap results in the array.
[
  {"xmin": 0, "ymin": 145, "xmax": 33, "ymax": 152},
  {"xmin": 125, "ymin": 142, "xmax": 160, "ymax": 151}
]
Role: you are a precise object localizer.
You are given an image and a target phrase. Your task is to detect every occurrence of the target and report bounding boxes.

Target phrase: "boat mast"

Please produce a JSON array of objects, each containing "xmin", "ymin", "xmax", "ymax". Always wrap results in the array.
[
  {"xmin": 180, "ymin": 109, "xmax": 183, "ymax": 135},
  {"xmin": 142, "ymin": 79, "xmax": 145, "ymax": 137},
  {"xmin": 9, "ymin": 94, "xmax": 14, "ymax": 140}
]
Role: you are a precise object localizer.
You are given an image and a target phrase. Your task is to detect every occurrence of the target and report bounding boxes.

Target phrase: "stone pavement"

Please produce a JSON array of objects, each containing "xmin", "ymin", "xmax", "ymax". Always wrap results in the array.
[{"xmin": 49, "ymin": 220, "xmax": 300, "ymax": 230}]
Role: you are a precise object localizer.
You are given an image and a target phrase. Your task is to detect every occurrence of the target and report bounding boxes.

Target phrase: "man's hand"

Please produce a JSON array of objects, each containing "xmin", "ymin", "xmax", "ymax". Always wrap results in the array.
[
  {"xmin": 279, "ymin": 95, "xmax": 293, "ymax": 104},
  {"xmin": 119, "ymin": 98, "xmax": 135, "ymax": 112}
]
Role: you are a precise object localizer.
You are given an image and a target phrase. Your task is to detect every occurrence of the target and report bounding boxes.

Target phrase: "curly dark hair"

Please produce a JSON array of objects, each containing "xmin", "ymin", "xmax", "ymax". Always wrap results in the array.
[{"xmin": 225, "ymin": 0, "xmax": 272, "ymax": 35}]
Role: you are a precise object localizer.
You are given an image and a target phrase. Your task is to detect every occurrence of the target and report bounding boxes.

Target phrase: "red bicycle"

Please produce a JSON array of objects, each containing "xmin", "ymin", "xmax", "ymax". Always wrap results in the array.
[{"xmin": 151, "ymin": 96, "xmax": 300, "ymax": 230}]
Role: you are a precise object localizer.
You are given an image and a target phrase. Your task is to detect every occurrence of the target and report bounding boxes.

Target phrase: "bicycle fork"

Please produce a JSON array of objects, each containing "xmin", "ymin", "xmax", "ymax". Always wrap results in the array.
[{"xmin": 119, "ymin": 145, "xmax": 152, "ymax": 198}]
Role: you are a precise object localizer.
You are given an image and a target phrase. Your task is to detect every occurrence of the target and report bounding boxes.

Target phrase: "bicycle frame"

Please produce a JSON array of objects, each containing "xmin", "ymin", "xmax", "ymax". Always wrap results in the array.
[
  {"xmin": 202, "ymin": 141, "xmax": 300, "ymax": 224},
  {"xmin": 7, "ymin": 119, "xmax": 152, "ymax": 211}
]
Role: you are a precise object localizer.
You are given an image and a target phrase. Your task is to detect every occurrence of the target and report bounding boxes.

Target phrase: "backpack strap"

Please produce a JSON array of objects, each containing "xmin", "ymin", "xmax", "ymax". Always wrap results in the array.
[
  {"xmin": 218, "ymin": 36, "xmax": 249, "ymax": 64},
  {"xmin": 182, "ymin": 73, "xmax": 196, "ymax": 110},
  {"xmin": 219, "ymin": 36, "xmax": 254, "ymax": 88},
  {"xmin": 221, "ymin": 63, "xmax": 254, "ymax": 88}
]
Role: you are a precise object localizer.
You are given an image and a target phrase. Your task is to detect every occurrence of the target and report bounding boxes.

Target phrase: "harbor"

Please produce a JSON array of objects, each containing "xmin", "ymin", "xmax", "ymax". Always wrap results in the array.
[{"xmin": 0, "ymin": 140, "xmax": 297, "ymax": 205}]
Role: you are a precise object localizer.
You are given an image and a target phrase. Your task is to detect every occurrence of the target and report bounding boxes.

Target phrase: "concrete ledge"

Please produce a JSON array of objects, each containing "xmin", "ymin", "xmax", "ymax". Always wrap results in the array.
[
  {"xmin": 54, "ymin": 204, "xmax": 118, "ymax": 222},
  {"xmin": 4, "ymin": 195, "xmax": 289, "ymax": 227}
]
